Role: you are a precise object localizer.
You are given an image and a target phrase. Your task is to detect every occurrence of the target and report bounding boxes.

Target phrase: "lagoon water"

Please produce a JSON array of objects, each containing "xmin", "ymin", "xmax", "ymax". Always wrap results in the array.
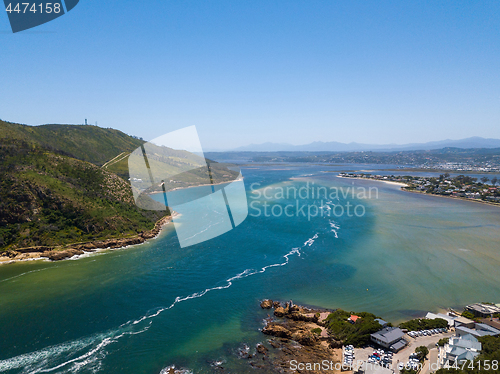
[{"xmin": 1, "ymin": 164, "xmax": 500, "ymax": 373}]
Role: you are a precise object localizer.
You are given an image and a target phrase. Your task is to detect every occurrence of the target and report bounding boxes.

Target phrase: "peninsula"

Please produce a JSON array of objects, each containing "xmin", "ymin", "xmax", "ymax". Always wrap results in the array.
[{"xmin": 339, "ymin": 172, "xmax": 500, "ymax": 206}]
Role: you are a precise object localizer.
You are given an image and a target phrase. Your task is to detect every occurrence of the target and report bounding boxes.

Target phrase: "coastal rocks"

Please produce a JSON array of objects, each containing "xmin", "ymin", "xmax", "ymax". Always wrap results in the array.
[
  {"xmin": 274, "ymin": 306, "xmax": 286, "ymax": 317},
  {"xmin": 254, "ymin": 301, "xmax": 339, "ymax": 372},
  {"xmin": 1, "ymin": 215, "xmax": 173, "ymax": 263},
  {"xmin": 262, "ymin": 323, "xmax": 292, "ymax": 339},
  {"xmin": 292, "ymin": 329, "xmax": 319, "ymax": 346},
  {"xmin": 260, "ymin": 299, "xmax": 273, "ymax": 309},
  {"xmin": 290, "ymin": 311, "xmax": 319, "ymax": 323},
  {"xmin": 256, "ymin": 344, "xmax": 268, "ymax": 355},
  {"xmin": 4, "ymin": 249, "xmax": 19, "ymax": 258},
  {"xmin": 230, "ymin": 301, "xmax": 338, "ymax": 373},
  {"xmin": 268, "ymin": 339, "xmax": 281, "ymax": 349},
  {"xmin": 43, "ymin": 248, "xmax": 84, "ymax": 261}
]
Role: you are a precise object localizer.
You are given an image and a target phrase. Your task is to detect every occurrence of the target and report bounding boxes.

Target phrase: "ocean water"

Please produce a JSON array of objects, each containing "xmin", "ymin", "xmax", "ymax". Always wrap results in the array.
[{"xmin": 0, "ymin": 164, "xmax": 499, "ymax": 374}]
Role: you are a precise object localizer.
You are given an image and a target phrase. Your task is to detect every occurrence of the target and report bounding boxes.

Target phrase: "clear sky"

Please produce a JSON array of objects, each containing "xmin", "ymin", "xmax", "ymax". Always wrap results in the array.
[{"xmin": 1, "ymin": 1, "xmax": 499, "ymax": 149}]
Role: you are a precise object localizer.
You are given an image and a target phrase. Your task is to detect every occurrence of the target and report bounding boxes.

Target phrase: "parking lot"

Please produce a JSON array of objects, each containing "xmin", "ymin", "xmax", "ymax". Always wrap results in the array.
[{"xmin": 352, "ymin": 328, "xmax": 455, "ymax": 373}]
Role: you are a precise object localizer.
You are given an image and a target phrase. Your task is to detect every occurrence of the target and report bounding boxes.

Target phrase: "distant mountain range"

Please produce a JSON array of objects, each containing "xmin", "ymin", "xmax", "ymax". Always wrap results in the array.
[{"xmin": 230, "ymin": 137, "xmax": 500, "ymax": 152}]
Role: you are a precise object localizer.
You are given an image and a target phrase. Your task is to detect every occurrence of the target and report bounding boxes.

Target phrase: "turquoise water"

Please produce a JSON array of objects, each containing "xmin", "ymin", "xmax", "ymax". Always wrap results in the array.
[{"xmin": 1, "ymin": 165, "xmax": 500, "ymax": 373}]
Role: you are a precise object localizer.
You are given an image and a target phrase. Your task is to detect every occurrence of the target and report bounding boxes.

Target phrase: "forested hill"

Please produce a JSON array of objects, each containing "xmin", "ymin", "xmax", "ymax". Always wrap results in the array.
[
  {"xmin": 0, "ymin": 120, "xmax": 144, "ymax": 166},
  {"xmin": 0, "ymin": 120, "xmax": 166, "ymax": 251}
]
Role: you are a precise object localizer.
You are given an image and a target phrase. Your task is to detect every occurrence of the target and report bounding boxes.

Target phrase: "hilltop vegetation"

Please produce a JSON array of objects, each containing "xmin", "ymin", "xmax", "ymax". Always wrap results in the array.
[
  {"xmin": 325, "ymin": 309, "xmax": 387, "ymax": 347},
  {"xmin": 0, "ymin": 138, "xmax": 167, "ymax": 250},
  {"xmin": 0, "ymin": 119, "xmax": 144, "ymax": 166}
]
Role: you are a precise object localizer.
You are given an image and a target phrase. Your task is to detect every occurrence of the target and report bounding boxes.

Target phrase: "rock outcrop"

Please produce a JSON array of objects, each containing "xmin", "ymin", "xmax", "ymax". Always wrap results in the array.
[
  {"xmin": 273, "ymin": 306, "xmax": 286, "ymax": 317},
  {"xmin": 231, "ymin": 301, "xmax": 339, "ymax": 373},
  {"xmin": 292, "ymin": 329, "xmax": 319, "ymax": 346},
  {"xmin": 256, "ymin": 344, "xmax": 268, "ymax": 355},
  {"xmin": 262, "ymin": 323, "xmax": 292, "ymax": 339},
  {"xmin": 260, "ymin": 299, "xmax": 273, "ymax": 309}
]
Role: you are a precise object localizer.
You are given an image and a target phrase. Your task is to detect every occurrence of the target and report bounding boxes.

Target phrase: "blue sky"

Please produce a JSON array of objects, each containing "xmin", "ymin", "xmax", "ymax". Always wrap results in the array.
[{"xmin": 1, "ymin": 0, "xmax": 499, "ymax": 149}]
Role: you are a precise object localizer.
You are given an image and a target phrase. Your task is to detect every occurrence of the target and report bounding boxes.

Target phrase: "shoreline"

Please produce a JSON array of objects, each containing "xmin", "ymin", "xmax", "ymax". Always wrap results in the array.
[
  {"xmin": 337, "ymin": 175, "xmax": 409, "ymax": 187},
  {"xmin": 338, "ymin": 175, "xmax": 500, "ymax": 207},
  {"xmin": 404, "ymin": 188, "xmax": 500, "ymax": 207},
  {"xmin": 147, "ymin": 177, "xmax": 244, "ymax": 195},
  {"xmin": 0, "ymin": 213, "xmax": 176, "ymax": 265}
]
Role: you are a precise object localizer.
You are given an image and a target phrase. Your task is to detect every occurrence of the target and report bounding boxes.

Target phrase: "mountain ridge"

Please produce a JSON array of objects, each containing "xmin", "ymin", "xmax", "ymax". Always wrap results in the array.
[{"xmin": 231, "ymin": 136, "xmax": 500, "ymax": 152}]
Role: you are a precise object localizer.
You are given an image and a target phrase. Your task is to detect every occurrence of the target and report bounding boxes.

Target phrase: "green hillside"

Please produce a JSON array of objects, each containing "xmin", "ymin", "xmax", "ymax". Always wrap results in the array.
[
  {"xmin": 0, "ymin": 119, "xmax": 144, "ymax": 166},
  {"xmin": 0, "ymin": 120, "xmax": 241, "ymax": 252},
  {"xmin": 0, "ymin": 138, "xmax": 167, "ymax": 250}
]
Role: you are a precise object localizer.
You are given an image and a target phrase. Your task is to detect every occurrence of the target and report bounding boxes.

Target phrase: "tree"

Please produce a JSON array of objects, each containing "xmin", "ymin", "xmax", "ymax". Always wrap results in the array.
[
  {"xmin": 415, "ymin": 346, "xmax": 429, "ymax": 362},
  {"xmin": 491, "ymin": 177, "xmax": 498, "ymax": 186},
  {"xmin": 400, "ymin": 369, "xmax": 418, "ymax": 374},
  {"xmin": 438, "ymin": 338, "xmax": 449, "ymax": 346},
  {"xmin": 481, "ymin": 177, "xmax": 489, "ymax": 184}
]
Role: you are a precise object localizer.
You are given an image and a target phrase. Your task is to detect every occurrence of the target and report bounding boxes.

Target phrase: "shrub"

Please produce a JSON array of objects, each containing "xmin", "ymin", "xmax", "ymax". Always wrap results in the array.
[
  {"xmin": 311, "ymin": 328, "xmax": 322, "ymax": 335},
  {"xmin": 438, "ymin": 338, "xmax": 449, "ymax": 347},
  {"xmin": 399, "ymin": 318, "xmax": 448, "ymax": 331},
  {"xmin": 325, "ymin": 309, "xmax": 386, "ymax": 347}
]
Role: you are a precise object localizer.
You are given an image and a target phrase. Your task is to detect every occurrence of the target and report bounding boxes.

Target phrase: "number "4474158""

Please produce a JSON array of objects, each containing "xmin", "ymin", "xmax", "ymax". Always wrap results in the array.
[{"xmin": 5, "ymin": 3, "xmax": 62, "ymax": 14}]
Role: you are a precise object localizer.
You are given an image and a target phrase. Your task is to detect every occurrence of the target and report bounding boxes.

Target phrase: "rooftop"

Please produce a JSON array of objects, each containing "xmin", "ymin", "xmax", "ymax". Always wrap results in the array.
[
  {"xmin": 449, "ymin": 335, "xmax": 482, "ymax": 351},
  {"xmin": 466, "ymin": 303, "xmax": 500, "ymax": 315},
  {"xmin": 390, "ymin": 340, "xmax": 407, "ymax": 352},
  {"xmin": 371, "ymin": 327, "xmax": 404, "ymax": 344},
  {"xmin": 456, "ymin": 324, "xmax": 500, "ymax": 337},
  {"xmin": 349, "ymin": 315, "xmax": 360, "ymax": 322}
]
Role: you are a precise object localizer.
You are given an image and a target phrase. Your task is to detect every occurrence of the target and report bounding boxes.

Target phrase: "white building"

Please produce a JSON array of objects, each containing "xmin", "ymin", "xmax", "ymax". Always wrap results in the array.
[{"xmin": 444, "ymin": 334, "xmax": 481, "ymax": 365}]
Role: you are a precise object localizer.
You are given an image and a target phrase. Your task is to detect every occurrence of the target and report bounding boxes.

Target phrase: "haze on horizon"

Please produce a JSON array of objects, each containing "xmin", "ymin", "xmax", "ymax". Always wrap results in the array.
[{"xmin": 1, "ymin": 1, "xmax": 499, "ymax": 149}]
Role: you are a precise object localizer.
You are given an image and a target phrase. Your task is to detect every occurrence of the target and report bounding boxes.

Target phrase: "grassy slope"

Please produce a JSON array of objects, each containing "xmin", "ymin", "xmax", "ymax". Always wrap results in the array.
[{"xmin": 0, "ymin": 119, "xmax": 144, "ymax": 166}]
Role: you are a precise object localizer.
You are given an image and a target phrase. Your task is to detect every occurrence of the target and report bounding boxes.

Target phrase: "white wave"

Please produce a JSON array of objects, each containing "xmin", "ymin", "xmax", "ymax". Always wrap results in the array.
[
  {"xmin": 0, "ymin": 323, "xmax": 151, "ymax": 374},
  {"xmin": 304, "ymin": 233, "xmax": 318, "ymax": 247},
  {"xmin": 329, "ymin": 221, "xmax": 340, "ymax": 230},
  {"xmin": 329, "ymin": 220, "xmax": 340, "ymax": 238},
  {"xmin": 160, "ymin": 365, "xmax": 193, "ymax": 374},
  {"xmin": 0, "ymin": 267, "xmax": 56, "ymax": 283}
]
